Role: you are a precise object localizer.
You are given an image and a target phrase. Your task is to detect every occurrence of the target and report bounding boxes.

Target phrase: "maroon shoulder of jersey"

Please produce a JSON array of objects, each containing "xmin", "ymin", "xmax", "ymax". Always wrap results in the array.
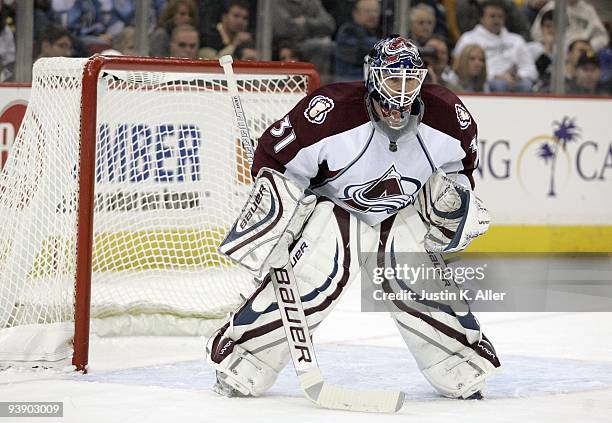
[
  {"xmin": 251, "ymin": 81, "xmax": 370, "ymax": 178},
  {"xmin": 419, "ymin": 84, "xmax": 479, "ymax": 188}
]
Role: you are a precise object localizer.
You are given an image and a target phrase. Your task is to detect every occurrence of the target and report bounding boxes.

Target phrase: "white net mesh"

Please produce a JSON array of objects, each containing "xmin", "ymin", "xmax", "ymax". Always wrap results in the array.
[{"xmin": 0, "ymin": 57, "xmax": 314, "ymax": 363}]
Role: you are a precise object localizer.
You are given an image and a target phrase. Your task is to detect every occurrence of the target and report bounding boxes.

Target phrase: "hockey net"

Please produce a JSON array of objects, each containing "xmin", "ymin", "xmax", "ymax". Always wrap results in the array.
[{"xmin": 0, "ymin": 56, "xmax": 319, "ymax": 368}]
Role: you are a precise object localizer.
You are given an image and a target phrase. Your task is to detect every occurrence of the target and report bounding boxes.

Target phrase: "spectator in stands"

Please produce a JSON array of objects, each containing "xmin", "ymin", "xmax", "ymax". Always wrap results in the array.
[
  {"xmin": 168, "ymin": 24, "xmax": 199, "ymax": 59},
  {"xmin": 408, "ymin": 3, "xmax": 436, "ymax": 47},
  {"xmin": 334, "ymin": 0, "xmax": 381, "ymax": 80},
  {"xmin": 598, "ymin": 23, "xmax": 612, "ymax": 85},
  {"xmin": 197, "ymin": 0, "xmax": 224, "ymax": 40},
  {"xmin": 198, "ymin": 0, "xmax": 256, "ymax": 39},
  {"xmin": 94, "ymin": 0, "xmax": 135, "ymax": 40},
  {"xmin": 527, "ymin": 9, "xmax": 554, "ymax": 92},
  {"xmin": 566, "ymin": 39, "xmax": 594, "ymax": 80},
  {"xmin": 0, "ymin": 3, "xmax": 15, "ymax": 82},
  {"xmin": 101, "ymin": 26, "xmax": 136, "ymax": 55},
  {"xmin": 48, "ymin": 0, "xmax": 134, "ymax": 55},
  {"xmin": 114, "ymin": 26, "xmax": 136, "ymax": 55},
  {"xmin": 445, "ymin": 0, "xmax": 461, "ymax": 44},
  {"xmin": 454, "ymin": 0, "xmax": 537, "ymax": 92},
  {"xmin": 567, "ymin": 52, "xmax": 612, "ymax": 95},
  {"xmin": 233, "ymin": 41, "xmax": 258, "ymax": 60},
  {"xmin": 322, "ymin": 0, "xmax": 358, "ymax": 36},
  {"xmin": 522, "ymin": 0, "xmax": 549, "ymax": 27},
  {"xmin": 452, "ymin": 44, "xmax": 490, "ymax": 92},
  {"xmin": 199, "ymin": 0, "xmax": 252, "ymax": 59},
  {"xmin": 272, "ymin": 0, "xmax": 335, "ymax": 76},
  {"xmin": 148, "ymin": 0, "xmax": 169, "ymax": 33},
  {"xmin": 276, "ymin": 40, "xmax": 303, "ymax": 62},
  {"xmin": 531, "ymin": 0, "xmax": 609, "ymax": 53},
  {"xmin": 49, "ymin": 0, "xmax": 97, "ymax": 38},
  {"xmin": 36, "ymin": 25, "xmax": 73, "ymax": 59},
  {"xmin": 47, "ymin": 0, "xmax": 100, "ymax": 56},
  {"xmin": 150, "ymin": 0, "xmax": 198, "ymax": 57},
  {"xmin": 412, "ymin": 0, "xmax": 449, "ymax": 40},
  {"xmin": 455, "ymin": 0, "xmax": 530, "ymax": 41},
  {"xmin": 34, "ymin": 0, "xmax": 58, "ymax": 38},
  {"xmin": 422, "ymin": 35, "xmax": 460, "ymax": 90}
]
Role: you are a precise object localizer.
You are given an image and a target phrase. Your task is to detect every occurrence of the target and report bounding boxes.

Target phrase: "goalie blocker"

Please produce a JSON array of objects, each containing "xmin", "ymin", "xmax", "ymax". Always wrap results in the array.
[{"xmin": 210, "ymin": 170, "xmax": 500, "ymax": 400}]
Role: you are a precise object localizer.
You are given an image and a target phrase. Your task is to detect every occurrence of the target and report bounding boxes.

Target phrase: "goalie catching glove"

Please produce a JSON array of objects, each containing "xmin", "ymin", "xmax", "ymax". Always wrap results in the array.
[
  {"xmin": 218, "ymin": 168, "xmax": 316, "ymax": 277},
  {"xmin": 414, "ymin": 169, "xmax": 490, "ymax": 253}
]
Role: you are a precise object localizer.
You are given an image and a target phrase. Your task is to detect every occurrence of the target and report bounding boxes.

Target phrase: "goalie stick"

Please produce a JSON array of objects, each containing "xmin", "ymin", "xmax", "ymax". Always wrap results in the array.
[{"xmin": 219, "ymin": 55, "xmax": 405, "ymax": 413}]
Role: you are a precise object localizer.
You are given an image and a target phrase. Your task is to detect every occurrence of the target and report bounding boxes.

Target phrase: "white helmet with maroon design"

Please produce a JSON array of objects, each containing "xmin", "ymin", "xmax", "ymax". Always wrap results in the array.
[{"xmin": 365, "ymin": 36, "xmax": 428, "ymax": 131}]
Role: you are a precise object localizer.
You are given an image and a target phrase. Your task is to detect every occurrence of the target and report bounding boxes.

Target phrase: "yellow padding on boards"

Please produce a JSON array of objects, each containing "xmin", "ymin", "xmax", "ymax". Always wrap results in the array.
[
  {"xmin": 467, "ymin": 225, "xmax": 612, "ymax": 253},
  {"xmin": 28, "ymin": 226, "xmax": 610, "ymax": 275}
]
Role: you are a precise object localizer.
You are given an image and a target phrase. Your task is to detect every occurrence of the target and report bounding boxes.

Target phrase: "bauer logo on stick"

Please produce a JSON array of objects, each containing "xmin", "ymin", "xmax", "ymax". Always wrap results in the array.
[
  {"xmin": 304, "ymin": 95, "xmax": 334, "ymax": 124},
  {"xmin": 272, "ymin": 267, "xmax": 313, "ymax": 364}
]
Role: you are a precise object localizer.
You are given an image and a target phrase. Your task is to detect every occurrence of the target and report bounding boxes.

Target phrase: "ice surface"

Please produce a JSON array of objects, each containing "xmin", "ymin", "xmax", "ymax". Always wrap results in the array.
[
  {"xmin": 1, "ymin": 271, "xmax": 612, "ymax": 423},
  {"xmin": 76, "ymin": 346, "xmax": 612, "ymax": 400}
]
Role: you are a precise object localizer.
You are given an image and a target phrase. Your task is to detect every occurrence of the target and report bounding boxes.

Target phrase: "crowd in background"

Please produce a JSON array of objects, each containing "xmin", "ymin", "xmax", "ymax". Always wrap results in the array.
[{"xmin": 0, "ymin": 0, "xmax": 611, "ymax": 96}]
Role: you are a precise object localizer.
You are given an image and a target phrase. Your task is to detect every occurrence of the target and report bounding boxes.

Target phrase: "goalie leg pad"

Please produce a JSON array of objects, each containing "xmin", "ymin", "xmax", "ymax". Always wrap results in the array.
[
  {"xmin": 206, "ymin": 333, "xmax": 280, "ymax": 396},
  {"xmin": 392, "ymin": 312, "xmax": 500, "ymax": 399},
  {"xmin": 207, "ymin": 201, "xmax": 368, "ymax": 396},
  {"xmin": 378, "ymin": 208, "xmax": 500, "ymax": 398}
]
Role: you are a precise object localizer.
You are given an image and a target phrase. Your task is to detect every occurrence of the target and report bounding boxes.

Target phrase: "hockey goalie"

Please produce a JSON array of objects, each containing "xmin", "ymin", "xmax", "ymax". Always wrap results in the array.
[{"xmin": 208, "ymin": 36, "xmax": 501, "ymax": 404}]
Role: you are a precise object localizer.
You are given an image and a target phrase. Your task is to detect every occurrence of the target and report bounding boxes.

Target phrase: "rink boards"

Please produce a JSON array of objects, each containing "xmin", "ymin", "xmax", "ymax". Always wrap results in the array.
[
  {"xmin": 0, "ymin": 84, "xmax": 610, "ymax": 252},
  {"xmin": 461, "ymin": 94, "xmax": 611, "ymax": 252}
]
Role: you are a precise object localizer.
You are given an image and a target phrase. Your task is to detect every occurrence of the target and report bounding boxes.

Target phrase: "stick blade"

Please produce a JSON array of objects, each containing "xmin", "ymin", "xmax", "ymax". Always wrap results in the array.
[
  {"xmin": 317, "ymin": 383, "xmax": 405, "ymax": 413},
  {"xmin": 299, "ymin": 369, "xmax": 405, "ymax": 413}
]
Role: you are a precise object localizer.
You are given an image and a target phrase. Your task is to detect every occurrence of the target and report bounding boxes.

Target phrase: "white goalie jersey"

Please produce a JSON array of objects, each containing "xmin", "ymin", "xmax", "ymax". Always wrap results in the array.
[{"xmin": 252, "ymin": 82, "xmax": 479, "ymax": 226}]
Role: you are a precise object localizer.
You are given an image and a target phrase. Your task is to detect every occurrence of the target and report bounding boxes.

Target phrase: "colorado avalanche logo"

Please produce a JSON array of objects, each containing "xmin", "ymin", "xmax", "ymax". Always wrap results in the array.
[
  {"xmin": 340, "ymin": 165, "xmax": 421, "ymax": 214},
  {"xmin": 380, "ymin": 37, "xmax": 424, "ymax": 68},
  {"xmin": 304, "ymin": 95, "xmax": 334, "ymax": 124},
  {"xmin": 455, "ymin": 104, "xmax": 472, "ymax": 130}
]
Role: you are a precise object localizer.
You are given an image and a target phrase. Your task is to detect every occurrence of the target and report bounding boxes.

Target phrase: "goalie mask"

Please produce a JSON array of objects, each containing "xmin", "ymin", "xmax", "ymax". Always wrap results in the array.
[{"xmin": 365, "ymin": 36, "xmax": 427, "ymax": 140}]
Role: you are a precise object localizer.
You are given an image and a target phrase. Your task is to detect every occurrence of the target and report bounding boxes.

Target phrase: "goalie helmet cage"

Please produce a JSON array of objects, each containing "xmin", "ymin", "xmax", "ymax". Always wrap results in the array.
[{"xmin": 0, "ymin": 55, "xmax": 319, "ymax": 371}]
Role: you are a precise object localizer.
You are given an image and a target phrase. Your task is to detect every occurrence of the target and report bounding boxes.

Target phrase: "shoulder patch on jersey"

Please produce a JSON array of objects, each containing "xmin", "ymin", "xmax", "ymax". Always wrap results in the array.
[
  {"xmin": 304, "ymin": 95, "xmax": 335, "ymax": 125},
  {"xmin": 455, "ymin": 104, "xmax": 471, "ymax": 130}
]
